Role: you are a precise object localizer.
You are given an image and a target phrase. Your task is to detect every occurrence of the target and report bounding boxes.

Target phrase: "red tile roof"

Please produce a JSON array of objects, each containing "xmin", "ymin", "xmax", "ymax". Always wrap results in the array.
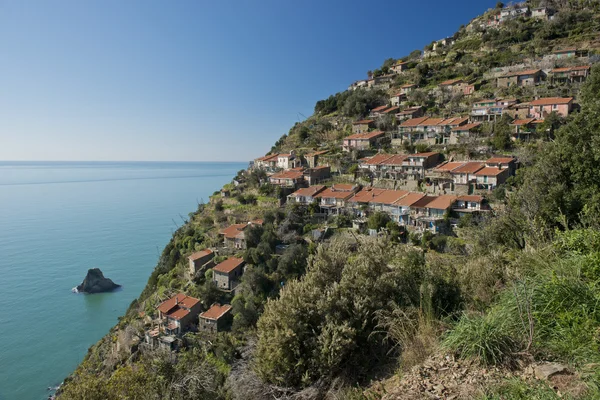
[
  {"xmin": 529, "ymin": 97, "xmax": 573, "ymax": 106},
  {"xmin": 256, "ymin": 154, "xmax": 279, "ymax": 162},
  {"xmin": 200, "ymin": 303, "xmax": 232, "ymax": 320},
  {"xmin": 383, "ymin": 106, "xmax": 400, "ymax": 114},
  {"xmin": 401, "ymin": 84, "xmax": 416, "ymax": 88},
  {"xmin": 502, "ymin": 69, "xmax": 542, "ymax": 77},
  {"xmin": 344, "ymin": 131, "xmax": 385, "ymax": 140},
  {"xmin": 352, "ymin": 119, "xmax": 375, "ymax": 125},
  {"xmin": 393, "ymin": 192, "xmax": 426, "ymax": 207},
  {"xmin": 452, "ymin": 122, "xmax": 481, "ymax": 131},
  {"xmin": 424, "ymin": 195, "xmax": 457, "ymax": 210},
  {"xmin": 511, "ymin": 118, "xmax": 536, "ymax": 126},
  {"xmin": 157, "ymin": 294, "xmax": 200, "ymax": 315},
  {"xmin": 369, "ymin": 190, "xmax": 409, "ymax": 205},
  {"xmin": 381, "ymin": 154, "xmax": 407, "ymax": 166},
  {"xmin": 440, "ymin": 78, "xmax": 464, "ymax": 86},
  {"xmin": 314, "ymin": 185, "xmax": 357, "ymax": 200},
  {"xmin": 551, "ymin": 65, "xmax": 590, "ymax": 73},
  {"xmin": 219, "ymin": 223, "xmax": 248, "ymax": 239},
  {"xmin": 363, "ymin": 153, "xmax": 394, "ymax": 165},
  {"xmin": 270, "ymin": 169, "xmax": 305, "ymax": 180},
  {"xmin": 289, "ymin": 185, "xmax": 326, "ymax": 197},
  {"xmin": 435, "ymin": 162, "xmax": 465, "ymax": 172},
  {"xmin": 400, "ymin": 116, "xmax": 430, "ymax": 127},
  {"xmin": 487, "ymin": 157, "xmax": 515, "ymax": 164},
  {"xmin": 409, "ymin": 152, "xmax": 439, "ymax": 158},
  {"xmin": 213, "ymin": 257, "xmax": 245, "ymax": 274},
  {"xmin": 371, "ymin": 105, "xmax": 389, "ymax": 112},
  {"xmin": 451, "ymin": 162, "xmax": 484, "ymax": 174},
  {"xmin": 349, "ymin": 188, "xmax": 387, "ymax": 203},
  {"xmin": 458, "ymin": 195, "xmax": 484, "ymax": 202},
  {"xmin": 168, "ymin": 307, "xmax": 191, "ymax": 320},
  {"xmin": 474, "ymin": 167, "xmax": 508, "ymax": 176},
  {"xmin": 410, "ymin": 195, "xmax": 437, "ymax": 208},
  {"xmin": 189, "ymin": 249, "xmax": 213, "ymax": 261}
]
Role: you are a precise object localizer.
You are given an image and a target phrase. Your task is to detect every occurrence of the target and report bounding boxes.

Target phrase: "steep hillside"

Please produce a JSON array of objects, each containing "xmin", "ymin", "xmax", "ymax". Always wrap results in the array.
[{"xmin": 58, "ymin": 1, "xmax": 600, "ymax": 399}]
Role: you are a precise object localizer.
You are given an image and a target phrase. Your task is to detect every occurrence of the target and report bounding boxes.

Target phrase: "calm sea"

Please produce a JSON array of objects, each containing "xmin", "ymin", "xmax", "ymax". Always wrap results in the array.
[{"xmin": 0, "ymin": 161, "xmax": 246, "ymax": 400}]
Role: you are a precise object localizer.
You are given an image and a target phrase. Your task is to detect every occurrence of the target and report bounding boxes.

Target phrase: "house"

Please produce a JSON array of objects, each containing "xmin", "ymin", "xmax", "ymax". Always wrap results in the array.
[
  {"xmin": 373, "ymin": 74, "xmax": 396, "ymax": 89},
  {"xmin": 303, "ymin": 166, "xmax": 331, "ymax": 185},
  {"xmin": 393, "ymin": 192, "xmax": 427, "ymax": 226},
  {"xmin": 486, "ymin": 156, "xmax": 517, "ymax": 175},
  {"xmin": 390, "ymin": 61, "xmax": 409, "ymax": 74},
  {"xmin": 390, "ymin": 93, "xmax": 407, "ymax": 107},
  {"xmin": 400, "ymin": 84, "xmax": 417, "ymax": 95},
  {"xmin": 276, "ymin": 151, "xmax": 298, "ymax": 169},
  {"xmin": 529, "ymin": 97, "xmax": 573, "ymax": 119},
  {"xmin": 254, "ymin": 154, "xmax": 279, "ymax": 170},
  {"xmin": 410, "ymin": 195, "xmax": 457, "ymax": 233},
  {"xmin": 188, "ymin": 249, "xmax": 215, "ymax": 277},
  {"xmin": 506, "ymin": 102, "xmax": 531, "ymax": 119},
  {"xmin": 470, "ymin": 99, "xmax": 506, "ymax": 122},
  {"xmin": 348, "ymin": 80, "xmax": 368, "ymax": 91},
  {"xmin": 359, "ymin": 153, "xmax": 394, "ymax": 173},
  {"xmin": 510, "ymin": 118, "xmax": 539, "ymax": 141},
  {"xmin": 550, "ymin": 66, "xmax": 591, "ymax": 84},
  {"xmin": 157, "ymin": 294, "xmax": 202, "ymax": 335},
  {"xmin": 219, "ymin": 220, "xmax": 262, "ymax": 249},
  {"xmin": 497, "ymin": 69, "xmax": 544, "ymax": 88},
  {"xmin": 402, "ymin": 152, "xmax": 441, "ymax": 179},
  {"xmin": 395, "ymin": 106, "xmax": 424, "ymax": 122},
  {"xmin": 463, "ymin": 84, "xmax": 476, "ymax": 96},
  {"xmin": 287, "ymin": 185, "xmax": 326, "ymax": 205},
  {"xmin": 314, "ymin": 184, "xmax": 360, "ymax": 215},
  {"xmin": 367, "ymin": 189, "xmax": 409, "ymax": 219},
  {"xmin": 199, "ymin": 303, "xmax": 233, "ymax": 333},
  {"xmin": 439, "ymin": 78, "xmax": 467, "ymax": 94},
  {"xmin": 352, "ymin": 119, "xmax": 375, "ymax": 134},
  {"xmin": 474, "ymin": 167, "xmax": 510, "ymax": 190},
  {"xmin": 370, "ymin": 105, "xmax": 390, "ymax": 117},
  {"xmin": 500, "ymin": 4, "xmax": 529, "ymax": 21},
  {"xmin": 269, "ymin": 168, "xmax": 305, "ymax": 188},
  {"xmin": 553, "ymin": 48, "xmax": 577, "ymax": 59},
  {"xmin": 531, "ymin": 7, "xmax": 554, "ymax": 19},
  {"xmin": 449, "ymin": 162, "xmax": 484, "ymax": 185},
  {"xmin": 348, "ymin": 187, "xmax": 387, "ymax": 216},
  {"xmin": 213, "ymin": 257, "xmax": 245, "ymax": 291},
  {"xmin": 453, "ymin": 195, "xmax": 489, "ymax": 218},
  {"xmin": 342, "ymin": 131, "xmax": 386, "ymax": 152},
  {"xmin": 379, "ymin": 154, "xmax": 408, "ymax": 179},
  {"xmin": 397, "ymin": 117, "xmax": 467, "ymax": 145},
  {"xmin": 304, "ymin": 150, "xmax": 329, "ymax": 168},
  {"xmin": 448, "ymin": 122, "xmax": 481, "ymax": 144}
]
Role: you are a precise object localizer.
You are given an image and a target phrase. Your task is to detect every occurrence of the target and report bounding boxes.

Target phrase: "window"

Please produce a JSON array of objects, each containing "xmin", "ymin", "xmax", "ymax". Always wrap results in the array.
[{"xmin": 553, "ymin": 104, "xmax": 558, "ymax": 110}]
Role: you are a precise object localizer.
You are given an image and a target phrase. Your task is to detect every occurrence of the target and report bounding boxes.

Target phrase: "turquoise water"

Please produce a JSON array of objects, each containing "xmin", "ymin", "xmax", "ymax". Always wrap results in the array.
[{"xmin": 0, "ymin": 161, "xmax": 246, "ymax": 400}]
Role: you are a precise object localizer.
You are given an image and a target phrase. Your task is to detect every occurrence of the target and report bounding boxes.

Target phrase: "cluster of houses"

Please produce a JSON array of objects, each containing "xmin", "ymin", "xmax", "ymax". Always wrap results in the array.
[{"xmin": 287, "ymin": 183, "xmax": 490, "ymax": 234}]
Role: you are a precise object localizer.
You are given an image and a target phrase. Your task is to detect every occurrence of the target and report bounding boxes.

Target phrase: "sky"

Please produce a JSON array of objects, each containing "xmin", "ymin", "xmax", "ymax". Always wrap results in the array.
[{"xmin": 0, "ymin": 0, "xmax": 498, "ymax": 162}]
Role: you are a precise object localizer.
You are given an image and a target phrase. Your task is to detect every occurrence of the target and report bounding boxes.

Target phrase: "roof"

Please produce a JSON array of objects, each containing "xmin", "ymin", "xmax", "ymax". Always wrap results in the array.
[
  {"xmin": 451, "ymin": 162, "xmax": 484, "ymax": 174},
  {"xmin": 289, "ymin": 185, "xmax": 326, "ymax": 197},
  {"xmin": 270, "ymin": 169, "xmax": 305, "ymax": 180},
  {"xmin": 168, "ymin": 307, "xmax": 191, "ymax": 320},
  {"xmin": 529, "ymin": 97, "xmax": 573, "ymax": 106},
  {"xmin": 487, "ymin": 156, "xmax": 515, "ymax": 164},
  {"xmin": 551, "ymin": 65, "xmax": 590, "ymax": 73},
  {"xmin": 502, "ymin": 69, "xmax": 542, "ymax": 77},
  {"xmin": 440, "ymin": 78, "xmax": 464, "ymax": 86},
  {"xmin": 189, "ymin": 249, "xmax": 213, "ymax": 261},
  {"xmin": 452, "ymin": 122, "xmax": 481, "ymax": 131},
  {"xmin": 200, "ymin": 303, "xmax": 232, "ymax": 320},
  {"xmin": 213, "ymin": 257, "xmax": 245, "ymax": 274},
  {"xmin": 474, "ymin": 167, "xmax": 508, "ymax": 176},
  {"xmin": 344, "ymin": 130, "xmax": 385, "ymax": 141},
  {"xmin": 219, "ymin": 223, "xmax": 248, "ymax": 239},
  {"xmin": 400, "ymin": 116, "xmax": 430, "ymax": 127},
  {"xmin": 369, "ymin": 190, "xmax": 409, "ymax": 205},
  {"xmin": 332, "ymin": 184, "xmax": 356, "ymax": 191},
  {"xmin": 435, "ymin": 162, "xmax": 465, "ymax": 172},
  {"xmin": 157, "ymin": 294, "xmax": 200, "ymax": 315},
  {"xmin": 423, "ymin": 195, "xmax": 457, "ymax": 210},
  {"xmin": 349, "ymin": 188, "xmax": 387, "ymax": 203},
  {"xmin": 553, "ymin": 47, "xmax": 577, "ymax": 53},
  {"xmin": 510, "ymin": 118, "xmax": 536, "ymax": 126},
  {"xmin": 408, "ymin": 152, "xmax": 439, "ymax": 158},
  {"xmin": 393, "ymin": 192, "xmax": 427, "ymax": 207},
  {"xmin": 256, "ymin": 153, "xmax": 279, "ymax": 162},
  {"xmin": 371, "ymin": 105, "xmax": 389, "ymax": 112},
  {"xmin": 401, "ymin": 83, "xmax": 416, "ymax": 88},
  {"xmin": 314, "ymin": 186, "xmax": 357, "ymax": 200},
  {"xmin": 352, "ymin": 119, "xmax": 374, "ymax": 125},
  {"xmin": 383, "ymin": 106, "xmax": 400, "ymax": 114},
  {"xmin": 381, "ymin": 154, "xmax": 407, "ymax": 166},
  {"xmin": 411, "ymin": 195, "xmax": 437, "ymax": 208},
  {"xmin": 458, "ymin": 195, "xmax": 484, "ymax": 202},
  {"xmin": 363, "ymin": 153, "xmax": 394, "ymax": 165}
]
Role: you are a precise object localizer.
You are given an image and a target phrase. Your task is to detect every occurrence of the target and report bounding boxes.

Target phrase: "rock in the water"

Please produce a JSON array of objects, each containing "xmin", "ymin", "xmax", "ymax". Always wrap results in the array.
[{"xmin": 76, "ymin": 268, "xmax": 120, "ymax": 294}]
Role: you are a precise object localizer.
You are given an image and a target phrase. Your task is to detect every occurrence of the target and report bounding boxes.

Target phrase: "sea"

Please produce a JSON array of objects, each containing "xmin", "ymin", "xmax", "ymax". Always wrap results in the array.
[{"xmin": 0, "ymin": 161, "xmax": 246, "ymax": 400}]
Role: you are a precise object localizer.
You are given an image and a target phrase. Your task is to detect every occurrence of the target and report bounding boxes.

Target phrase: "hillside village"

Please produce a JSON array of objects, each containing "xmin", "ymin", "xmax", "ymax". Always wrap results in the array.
[{"xmin": 58, "ymin": 1, "xmax": 600, "ymax": 399}]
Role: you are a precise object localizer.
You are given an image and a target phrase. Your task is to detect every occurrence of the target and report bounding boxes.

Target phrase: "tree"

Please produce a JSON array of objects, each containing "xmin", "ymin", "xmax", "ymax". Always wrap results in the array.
[
  {"xmin": 496, "ymin": 2, "xmax": 504, "ymax": 8},
  {"xmin": 368, "ymin": 212, "xmax": 391, "ymax": 231},
  {"xmin": 537, "ymin": 111, "xmax": 563, "ymax": 140},
  {"xmin": 492, "ymin": 114, "xmax": 513, "ymax": 151}
]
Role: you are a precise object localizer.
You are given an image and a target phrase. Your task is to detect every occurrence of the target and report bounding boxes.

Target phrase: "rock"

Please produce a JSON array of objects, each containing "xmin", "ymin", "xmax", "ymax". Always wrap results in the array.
[
  {"xmin": 534, "ymin": 363, "xmax": 568, "ymax": 380},
  {"xmin": 76, "ymin": 268, "xmax": 120, "ymax": 294}
]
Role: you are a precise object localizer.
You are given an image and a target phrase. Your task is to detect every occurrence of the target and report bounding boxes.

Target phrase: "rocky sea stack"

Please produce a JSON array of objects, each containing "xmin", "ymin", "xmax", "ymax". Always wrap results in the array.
[{"xmin": 76, "ymin": 268, "xmax": 120, "ymax": 294}]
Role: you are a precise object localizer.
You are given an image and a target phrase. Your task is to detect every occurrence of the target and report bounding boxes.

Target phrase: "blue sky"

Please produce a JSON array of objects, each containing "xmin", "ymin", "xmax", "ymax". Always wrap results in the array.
[{"xmin": 0, "ymin": 0, "xmax": 497, "ymax": 162}]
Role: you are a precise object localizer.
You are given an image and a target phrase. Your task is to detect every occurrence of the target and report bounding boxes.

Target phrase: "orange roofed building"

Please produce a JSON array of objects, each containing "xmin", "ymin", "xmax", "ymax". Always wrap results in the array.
[
  {"xmin": 199, "ymin": 303, "xmax": 233, "ymax": 333},
  {"xmin": 188, "ymin": 249, "xmax": 215, "ymax": 276},
  {"xmin": 157, "ymin": 293, "xmax": 202, "ymax": 335},
  {"xmin": 342, "ymin": 131, "xmax": 386, "ymax": 152},
  {"xmin": 213, "ymin": 257, "xmax": 245, "ymax": 291},
  {"xmin": 219, "ymin": 220, "xmax": 263, "ymax": 249}
]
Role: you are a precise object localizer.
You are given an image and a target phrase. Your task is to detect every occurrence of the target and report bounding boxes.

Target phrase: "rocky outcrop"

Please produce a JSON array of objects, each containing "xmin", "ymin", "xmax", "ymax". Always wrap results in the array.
[{"xmin": 76, "ymin": 268, "xmax": 120, "ymax": 294}]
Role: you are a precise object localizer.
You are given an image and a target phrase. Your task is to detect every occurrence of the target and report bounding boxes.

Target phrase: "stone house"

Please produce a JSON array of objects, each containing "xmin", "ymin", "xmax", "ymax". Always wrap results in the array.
[
  {"xmin": 531, "ymin": 7, "xmax": 554, "ymax": 19},
  {"xmin": 390, "ymin": 61, "xmax": 409, "ymax": 74},
  {"xmin": 439, "ymin": 78, "xmax": 468, "ymax": 94},
  {"xmin": 496, "ymin": 69, "xmax": 544, "ymax": 88},
  {"xmin": 304, "ymin": 150, "xmax": 329, "ymax": 168},
  {"xmin": 370, "ymin": 105, "xmax": 390, "ymax": 117},
  {"xmin": 409, "ymin": 195, "xmax": 457, "ymax": 233},
  {"xmin": 213, "ymin": 257, "xmax": 245, "ymax": 291},
  {"xmin": 474, "ymin": 167, "xmax": 510, "ymax": 190},
  {"xmin": 254, "ymin": 154, "xmax": 279, "ymax": 170},
  {"xmin": 219, "ymin": 220, "xmax": 263, "ymax": 249},
  {"xmin": 529, "ymin": 97, "xmax": 573, "ymax": 119},
  {"xmin": 199, "ymin": 303, "xmax": 233, "ymax": 333},
  {"xmin": 269, "ymin": 168, "xmax": 305, "ymax": 188},
  {"xmin": 402, "ymin": 152, "xmax": 441, "ymax": 179},
  {"xmin": 448, "ymin": 122, "xmax": 481, "ymax": 144},
  {"xmin": 390, "ymin": 93, "xmax": 407, "ymax": 107},
  {"xmin": 342, "ymin": 131, "xmax": 385, "ymax": 152},
  {"xmin": 157, "ymin": 294, "xmax": 202, "ymax": 336},
  {"xmin": 303, "ymin": 166, "xmax": 331, "ymax": 185},
  {"xmin": 553, "ymin": 48, "xmax": 577, "ymax": 59},
  {"xmin": 352, "ymin": 119, "xmax": 375, "ymax": 134},
  {"xmin": 400, "ymin": 84, "xmax": 416, "ymax": 95},
  {"xmin": 449, "ymin": 162, "xmax": 485, "ymax": 185},
  {"xmin": 188, "ymin": 249, "xmax": 215, "ymax": 277},
  {"xmin": 550, "ymin": 66, "xmax": 591, "ymax": 84},
  {"xmin": 395, "ymin": 106, "xmax": 424, "ymax": 122}
]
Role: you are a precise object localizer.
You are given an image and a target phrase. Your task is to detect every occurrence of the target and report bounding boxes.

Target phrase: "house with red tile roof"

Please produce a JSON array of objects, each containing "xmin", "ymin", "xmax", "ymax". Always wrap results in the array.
[
  {"xmin": 359, "ymin": 153, "xmax": 394, "ymax": 172},
  {"xmin": 550, "ymin": 65, "xmax": 590, "ymax": 84},
  {"xmin": 188, "ymin": 249, "xmax": 215, "ymax": 277},
  {"xmin": 448, "ymin": 122, "xmax": 481, "ymax": 144},
  {"xmin": 303, "ymin": 166, "xmax": 331, "ymax": 185},
  {"xmin": 352, "ymin": 119, "xmax": 375, "ymax": 134},
  {"xmin": 370, "ymin": 105, "xmax": 390, "ymax": 117},
  {"xmin": 510, "ymin": 118, "xmax": 540, "ymax": 141},
  {"xmin": 347, "ymin": 187, "xmax": 387, "ymax": 215},
  {"xmin": 453, "ymin": 195, "xmax": 489, "ymax": 216},
  {"xmin": 269, "ymin": 168, "xmax": 306, "ymax": 188},
  {"xmin": 390, "ymin": 92, "xmax": 407, "ymax": 107},
  {"xmin": 342, "ymin": 131, "xmax": 386, "ymax": 152},
  {"xmin": 449, "ymin": 162, "xmax": 485, "ymax": 185},
  {"xmin": 213, "ymin": 257, "xmax": 245, "ymax": 291},
  {"xmin": 410, "ymin": 194, "xmax": 458, "ymax": 233},
  {"xmin": 497, "ymin": 69, "xmax": 544, "ymax": 88},
  {"xmin": 157, "ymin": 293, "xmax": 202, "ymax": 335},
  {"xmin": 474, "ymin": 167, "xmax": 510, "ymax": 190},
  {"xmin": 199, "ymin": 303, "xmax": 233, "ymax": 333},
  {"xmin": 402, "ymin": 152, "xmax": 441, "ymax": 179},
  {"xmin": 219, "ymin": 220, "xmax": 262, "ymax": 249},
  {"xmin": 529, "ymin": 97, "xmax": 573, "ymax": 118},
  {"xmin": 253, "ymin": 153, "xmax": 279, "ymax": 170},
  {"xmin": 439, "ymin": 79, "xmax": 467, "ymax": 93},
  {"xmin": 368, "ymin": 190, "xmax": 409, "ymax": 214},
  {"xmin": 287, "ymin": 185, "xmax": 326, "ymax": 205},
  {"xmin": 390, "ymin": 61, "xmax": 409, "ymax": 74},
  {"xmin": 314, "ymin": 184, "xmax": 360, "ymax": 215}
]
